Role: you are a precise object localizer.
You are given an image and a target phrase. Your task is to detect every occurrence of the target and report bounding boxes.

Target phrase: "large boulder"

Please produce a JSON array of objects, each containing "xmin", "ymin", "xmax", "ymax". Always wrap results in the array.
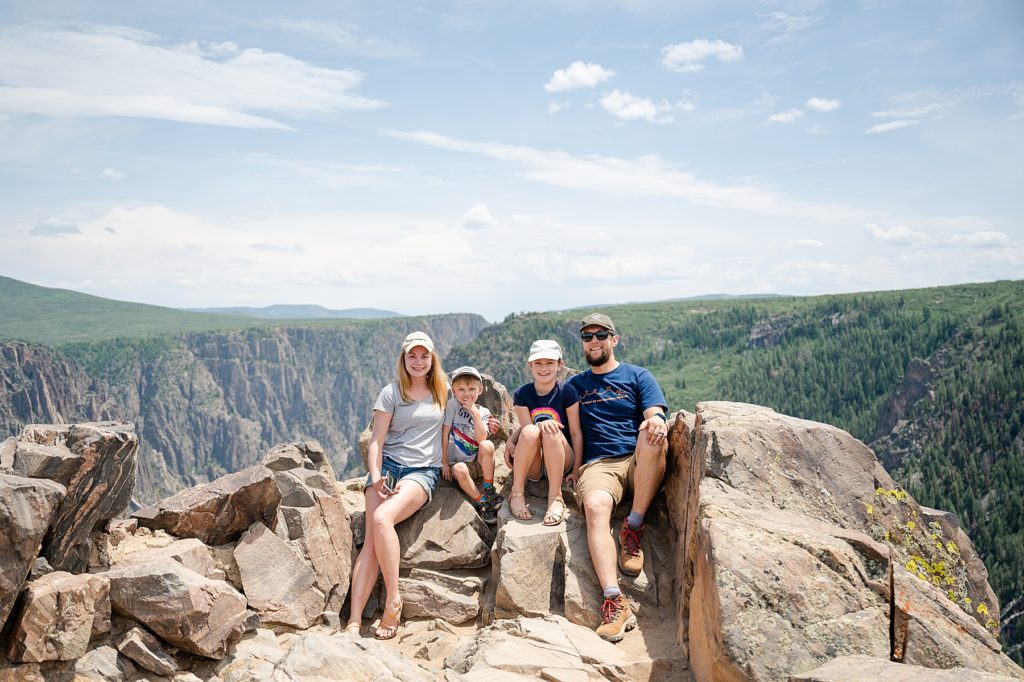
[
  {"xmin": 669, "ymin": 401, "xmax": 1022, "ymax": 681},
  {"xmin": 234, "ymin": 521, "xmax": 325, "ymax": 629},
  {"xmin": 445, "ymin": 615, "xmax": 676, "ymax": 681},
  {"xmin": 133, "ymin": 465, "xmax": 281, "ymax": 545},
  {"xmin": 0, "ymin": 473, "xmax": 66, "ymax": 632},
  {"xmin": 103, "ymin": 558, "xmax": 249, "ymax": 658},
  {"xmin": 5, "ymin": 571, "xmax": 110, "ymax": 662},
  {"xmin": 9, "ymin": 422, "xmax": 137, "ymax": 572},
  {"xmin": 277, "ymin": 491, "xmax": 353, "ymax": 612},
  {"xmin": 396, "ymin": 486, "xmax": 492, "ymax": 569},
  {"xmin": 399, "ymin": 567, "xmax": 483, "ymax": 624}
]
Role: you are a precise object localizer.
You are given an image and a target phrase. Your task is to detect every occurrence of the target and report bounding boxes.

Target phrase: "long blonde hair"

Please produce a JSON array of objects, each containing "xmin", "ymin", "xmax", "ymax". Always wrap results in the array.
[{"xmin": 396, "ymin": 348, "xmax": 448, "ymax": 410}]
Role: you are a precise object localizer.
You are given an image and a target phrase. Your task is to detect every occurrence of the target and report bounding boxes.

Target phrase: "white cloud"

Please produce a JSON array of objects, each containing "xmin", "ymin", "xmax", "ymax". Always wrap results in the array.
[
  {"xmin": 461, "ymin": 203, "xmax": 496, "ymax": 230},
  {"xmin": 243, "ymin": 154, "xmax": 406, "ymax": 187},
  {"xmin": 30, "ymin": 218, "xmax": 81, "ymax": 237},
  {"xmin": 600, "ymin": 90, "xmax": 675, "ymax": 123},
  {"xmin": 789, "ymin": 238, "xmax": 824, "ymax": 247},
  {"xmin": 872, "ymin": 103, "xmax": 944, "ymax": 119},
  {"xmin": 946, "ymin": 231, "xmax": 1009, "ymax": 247},
  {"xmin": 866, "ymin": 120, "xmax": 918, "ymax": 134},
  {"xmin": 544, "ymin": 61, "xmax": 614, "ymax": 92},
  {"xmin": 101, "ymin": 168, "xmax": 126, "ymax": 179},
  {"xmin": 864, "ymin": 222, "xmax": 927, "ymax": 244},
  {"xmin": 270, "ymin": 19, "xmax": 414, "ymax": 59},
  {"xmin": 548, "ymin": 101, "xmax": 569, "ymax": 114},
  {"xmin": 0, "ymin": 25, "xmax": 386, "ymax": 129},
  {"xmin": 806, "ymin": 123, "xmax": 827, "ymax": 135},
  {"xmin": 383, "ymin": 129, "xmax": 874, "ymax": 223},
  {"xmin": 661, "ymin": 39, "xmax": 743, "ymax": 73},
  {"xmin": 806, "ymin": 97, "xmax": 841, "ymax": 112},
  {"xmin": 768, "ymin": 108, "xmax": 804, "ymax": 123},
  {"xmin": 249, "ymin": 242, "xmax": 305, "ymax": 254}
]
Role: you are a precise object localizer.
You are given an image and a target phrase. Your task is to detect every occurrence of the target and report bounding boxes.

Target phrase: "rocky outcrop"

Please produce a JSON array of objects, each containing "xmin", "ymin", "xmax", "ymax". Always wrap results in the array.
[
  {"xmin": 4, "ymin": 572, "xmax": 109, "ymax": 662},
  {"xmin": 133, "ymin": 465, "xmax": 281, "ymax": 545},
  {"xmin": 668, "ymin": 401, "xmax": 1021, "ymax": 681},
  {"xmin": 103, "ymin": 558, "xmax": 249, "ymax": 658},
  {"xmin": 0, "ymin": 473, "xmax": 66, "ymax": 632},
  {"xmin": 10, "ymin": 422, "xmax": 137, "ymax": 572},
  {"xmin": 0, "ymin": 413, "xmax": 1018, "ymax": 681}
]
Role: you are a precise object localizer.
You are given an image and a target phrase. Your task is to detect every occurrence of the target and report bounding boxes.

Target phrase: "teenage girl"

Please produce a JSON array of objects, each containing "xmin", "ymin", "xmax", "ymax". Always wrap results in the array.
[
  {"xmin": 505, "ymin": 339, "xmax": 583, "ymax": 525},
  {"xmin": 346, "ymin": 331, "xmax": 448, "ymax": 639}
]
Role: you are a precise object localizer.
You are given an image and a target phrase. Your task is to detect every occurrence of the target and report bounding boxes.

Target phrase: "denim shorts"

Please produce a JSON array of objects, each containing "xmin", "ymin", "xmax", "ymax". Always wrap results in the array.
[{"xmin": 365, "ymin": 456, "xmax": 441, "ymax": 505}]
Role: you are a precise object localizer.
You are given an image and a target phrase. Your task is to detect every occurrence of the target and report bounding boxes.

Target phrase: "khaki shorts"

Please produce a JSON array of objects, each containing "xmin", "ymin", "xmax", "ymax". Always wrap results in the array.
[
  {"xmin": 449, "ymin": 458, "xmax": 483, "ymax": 479},
  {"xmin": 574, "ymin": 454, "xmax": 635, "ymax": 507}
]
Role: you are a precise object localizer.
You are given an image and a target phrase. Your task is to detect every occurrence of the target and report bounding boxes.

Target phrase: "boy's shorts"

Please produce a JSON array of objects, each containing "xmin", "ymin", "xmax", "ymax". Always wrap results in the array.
[
  {"xmin": 365, "ymin": 456, "xmax": 441, "ymax": 507},
  {"xmin": 449, "ymin": 457, "xmax": 483, "ymax": 479},
  {"xmin": 573, "ymin": 453, "xmax": 634, "ymax": 507}
]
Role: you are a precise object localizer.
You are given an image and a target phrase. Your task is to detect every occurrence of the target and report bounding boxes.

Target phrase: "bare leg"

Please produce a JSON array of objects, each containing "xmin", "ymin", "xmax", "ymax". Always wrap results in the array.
[
  {"xmin": 370, "ymin": 481, "xmax": 428, "ymax": 635},
  {"xmin": 478, "ymin": 440, "xmax": 496, "ymax": 481},
  {"xmin": 452, "ymin": 462, "xmax": 480, "ymax": 499},
  {"xmin": 346, "ymin": 487, "xmax": 384, "ymax": 628},
  {"xmin": 582, "ymin": 489, "xmax": 618, "ymax": 589},
  {"xmin": 540, "ymin": 431, "xmax": 567, "ymax": 501},
  {"xmin": 630, "ymin": 437, "xmax": 667, "ymax": 516}
]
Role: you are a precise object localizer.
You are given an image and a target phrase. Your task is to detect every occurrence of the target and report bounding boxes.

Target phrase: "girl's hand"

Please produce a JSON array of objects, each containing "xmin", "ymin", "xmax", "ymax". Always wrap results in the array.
[
  {"xmin": 441, "ymin": 461, "xmax": 452, "ymax": 481},
  {"xmin": 539, "ymin": 419, "xmax": 563, "ymax": 436},
  {"xmin": 564, "ymin": 469, "xmax": 579, "ymax": 491},
  {"xmin": 504, "ymin": 441, "xmax": 515, "ymax": 468},
  {"xmin": 371, "ymin": 477, "xmax": 390, "ymax": 498}
]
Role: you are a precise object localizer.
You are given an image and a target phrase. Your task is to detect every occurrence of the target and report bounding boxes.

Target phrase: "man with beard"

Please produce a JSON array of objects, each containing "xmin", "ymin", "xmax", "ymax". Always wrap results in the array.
[{"xmin": 567, "ymin": 312, "xmax": 668, "ymax": 643}]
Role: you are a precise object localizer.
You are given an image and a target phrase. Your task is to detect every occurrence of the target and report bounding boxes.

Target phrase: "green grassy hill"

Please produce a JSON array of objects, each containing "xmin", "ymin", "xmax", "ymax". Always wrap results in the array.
[
  {"xmin": 0, "ymin": 276, "xmax": 272, "ymax": 344},
  {"xmin": 447, "ymin": 279, "xmax": 1024, "ymax": 662}
]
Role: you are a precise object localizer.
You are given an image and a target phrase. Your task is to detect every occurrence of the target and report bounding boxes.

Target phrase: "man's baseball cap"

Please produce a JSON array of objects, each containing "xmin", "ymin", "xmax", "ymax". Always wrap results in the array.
[
  {"xmin": 527, "ymin": 339, "xmax": 562, "ymax": 362},
  {"xmin": 402, "ymin": 331, "xmax": 435, "ymax": 354},
  {"xmin": 580, "ymin": 313, "xmax": 617, "ymax": 334},
  {"xmin": 450, "ymin": 366, "xmax": 483, "ymax": 382}
]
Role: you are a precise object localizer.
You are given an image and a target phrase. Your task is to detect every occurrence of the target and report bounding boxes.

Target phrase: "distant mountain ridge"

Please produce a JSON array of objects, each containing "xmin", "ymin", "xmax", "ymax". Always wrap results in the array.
[{"xmin": 185, "ymin": 304, "xmax": 402, "ymax": 319}]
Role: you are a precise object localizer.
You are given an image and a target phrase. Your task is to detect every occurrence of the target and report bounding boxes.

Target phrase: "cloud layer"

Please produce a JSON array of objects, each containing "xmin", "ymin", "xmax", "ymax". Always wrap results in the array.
[{"xmin": 0, "ymin": 25, "xmax": 385, "ymax": 128}]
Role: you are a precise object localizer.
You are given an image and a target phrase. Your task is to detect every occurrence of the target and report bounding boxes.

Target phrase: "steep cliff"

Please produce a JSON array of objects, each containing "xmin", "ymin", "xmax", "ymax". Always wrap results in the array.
[{"xmin": 0, "ymin": 314, "xmax": 488, "ymax": 504}]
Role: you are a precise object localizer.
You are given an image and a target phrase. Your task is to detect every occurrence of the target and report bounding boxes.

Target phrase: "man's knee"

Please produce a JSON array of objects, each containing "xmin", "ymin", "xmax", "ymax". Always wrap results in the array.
[
  {"xmin": 634, "ymin": 436, "xmax": 668, "ymax": 464},
  {"xmin": 581, "ymin": 490, "xmax": 614, "ymax": 522}
]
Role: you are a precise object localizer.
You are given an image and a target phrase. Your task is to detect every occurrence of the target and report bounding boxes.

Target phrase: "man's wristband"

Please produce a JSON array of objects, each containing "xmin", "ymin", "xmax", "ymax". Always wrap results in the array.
[{"xmin": 652, "ymin": 412, "xmax": 667, "ymax": 422}]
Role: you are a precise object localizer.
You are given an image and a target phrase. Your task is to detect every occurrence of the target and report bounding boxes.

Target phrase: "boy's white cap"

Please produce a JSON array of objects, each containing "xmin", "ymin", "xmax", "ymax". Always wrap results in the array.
[
  {"xmin": 528, "ymin": 339, "xmax": 562, "ymax": 362},
  {"xmin": 450, "ymin": 366, "xmax": 482, "ymax": 382},
  {"xmin": 402, "ymin": 331, "xmax": 435, "ymax": 354}
]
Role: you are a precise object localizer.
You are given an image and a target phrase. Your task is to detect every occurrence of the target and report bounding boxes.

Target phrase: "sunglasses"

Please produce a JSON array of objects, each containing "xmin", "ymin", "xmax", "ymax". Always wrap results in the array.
[{"xmin": 580, "ymin": 330, "xmax": 613, "ymax": 341}]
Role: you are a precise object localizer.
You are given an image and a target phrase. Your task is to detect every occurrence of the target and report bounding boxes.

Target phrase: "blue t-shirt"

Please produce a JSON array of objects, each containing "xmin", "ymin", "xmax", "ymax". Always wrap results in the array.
[
  {"xmin": 568, "ymin": 363, "xmax": 667, "ymax": 463},
  {"xmin": 513, "ymin": 380, "xmax": 580, "ymax": 430}
]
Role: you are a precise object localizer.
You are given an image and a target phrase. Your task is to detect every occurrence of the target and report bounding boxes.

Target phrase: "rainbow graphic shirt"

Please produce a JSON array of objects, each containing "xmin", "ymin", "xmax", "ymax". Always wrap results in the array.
[
  {"xmin": 512, "ymin": 381, "xmax": 581, "ymax": 433},
  {"xmin": 443, "ymin": 400, "xmax": 492, "ymax": 463}
]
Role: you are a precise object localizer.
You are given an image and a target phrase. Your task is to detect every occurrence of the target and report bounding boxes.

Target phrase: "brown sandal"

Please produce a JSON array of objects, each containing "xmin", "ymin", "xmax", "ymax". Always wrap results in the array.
[
  {"xmin": 374, "ymin": 599, "xmax": 403, "ymax": 640},
  {"xmin": 510, "ymin": 490, "xmax": 532, "ymax": 520},
  {"xmin": 543, "ymin": 497, "xmax": 567, "ymax": 526}
]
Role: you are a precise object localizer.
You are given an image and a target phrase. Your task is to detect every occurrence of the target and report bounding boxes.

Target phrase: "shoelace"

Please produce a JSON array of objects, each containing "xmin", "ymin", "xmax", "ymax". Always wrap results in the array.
[
  {"xmin": 621, "ymin": 526, "xmax": 642, "ymax": 557},
  {"xmin": 601, "ymin": 597, "xmax": 623, "ymax": 624}
]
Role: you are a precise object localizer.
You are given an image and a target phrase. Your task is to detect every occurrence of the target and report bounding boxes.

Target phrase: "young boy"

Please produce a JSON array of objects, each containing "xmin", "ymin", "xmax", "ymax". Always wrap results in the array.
[{"xmin": 441, "ymin": 366, "xmax": 503, "ymax": 524}]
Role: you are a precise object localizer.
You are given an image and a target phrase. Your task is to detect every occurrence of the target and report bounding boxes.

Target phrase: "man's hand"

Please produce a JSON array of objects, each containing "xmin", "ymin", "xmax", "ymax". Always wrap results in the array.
[{"xmin": 639, "ymin": 416, "xmax": 668, "ymax": 446}]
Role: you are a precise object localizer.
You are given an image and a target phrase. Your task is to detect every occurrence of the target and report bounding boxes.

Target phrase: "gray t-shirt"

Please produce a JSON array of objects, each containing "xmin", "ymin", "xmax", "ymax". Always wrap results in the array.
[
  {"xmin": 443, "ymin": 400, "xmax": 492, "ymax": 463},
  {"xmin": 372, "ymin": 383, "xmax": 444, "ymax": 468}
]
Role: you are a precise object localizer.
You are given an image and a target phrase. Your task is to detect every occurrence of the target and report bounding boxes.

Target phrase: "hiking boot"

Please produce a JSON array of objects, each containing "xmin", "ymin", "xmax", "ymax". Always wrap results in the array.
[
  {"xmin": 475, "ymin": 499, "xmax": 498, "ymax": 525},
  {"xmin": 618, "ymin": 519, "xmax": 644, "ymax": 576},
  {"xmin": 482, "ymin": 484, "xmax": 503, "ymax": 510},
  {"xmin": 595, "ymin": 594, "xmax": 636, "ymax": 642}
]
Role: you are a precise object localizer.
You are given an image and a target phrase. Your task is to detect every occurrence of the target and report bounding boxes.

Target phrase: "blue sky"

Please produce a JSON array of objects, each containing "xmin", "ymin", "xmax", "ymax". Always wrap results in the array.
[{"xmin": 1, "ymin": 1, "xmax": 1021, "ymax": 320}]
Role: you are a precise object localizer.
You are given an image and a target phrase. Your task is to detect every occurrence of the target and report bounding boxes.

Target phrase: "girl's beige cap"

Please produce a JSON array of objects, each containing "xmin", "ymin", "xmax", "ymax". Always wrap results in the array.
[
  {"xmin": 528, "ymin": 339, "xmax": 562, "ymax": 362},
  {"xmin": 402, "ymin": 331, "xmax": 435, "ymax": 353}
]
